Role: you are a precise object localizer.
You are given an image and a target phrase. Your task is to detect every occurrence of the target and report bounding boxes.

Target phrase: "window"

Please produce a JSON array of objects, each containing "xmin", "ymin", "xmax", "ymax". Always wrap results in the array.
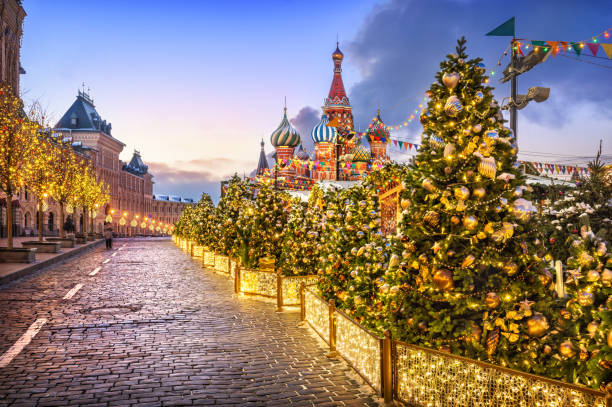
[
  {"xmin": 70, "ymin": 117, "xmax": 78, "ymax": 126},
  {"xmin": 48, "ymin": 212, "xmax": 54, "ymax": 232},
  {"xmin": 24, "ymin": 212, "xmax": 30, "ymax": 228}
]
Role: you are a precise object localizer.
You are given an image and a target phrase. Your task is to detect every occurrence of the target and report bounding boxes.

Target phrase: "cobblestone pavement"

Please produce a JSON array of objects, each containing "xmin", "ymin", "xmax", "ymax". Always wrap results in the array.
[{"xmin": 0, "ymin": 239, "xmax": 379, "ymax": 406}]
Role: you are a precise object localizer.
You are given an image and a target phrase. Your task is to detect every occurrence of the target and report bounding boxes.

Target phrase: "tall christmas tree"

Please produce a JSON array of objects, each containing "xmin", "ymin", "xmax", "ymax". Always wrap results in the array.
[
  {"xmin": 192, "ymin": 193, "xmax": 218, "ymax": 247},
  {"xmin": 379, "ymin": 38, "xmax": 557, "ymax": 371}
]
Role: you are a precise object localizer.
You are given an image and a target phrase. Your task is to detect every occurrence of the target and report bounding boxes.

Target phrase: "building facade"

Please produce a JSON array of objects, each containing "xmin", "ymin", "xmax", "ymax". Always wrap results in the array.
[
  {"xmin": 1, "ymin": 90, "xmax": 193, "ymax": 238},
  {"xmin": 0, "ymin": 0, "xmax": 25, "ymax": 94}
]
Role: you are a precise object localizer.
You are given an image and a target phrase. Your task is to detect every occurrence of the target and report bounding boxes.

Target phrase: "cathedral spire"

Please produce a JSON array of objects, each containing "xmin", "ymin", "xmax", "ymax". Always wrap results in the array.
[
  {"xmin": 328, "ymin": 42, "xmax": 347, "ymax": 100},
  {"xmin": 256, "ymin": 138, "xmax": 269, "ymax": 176}
]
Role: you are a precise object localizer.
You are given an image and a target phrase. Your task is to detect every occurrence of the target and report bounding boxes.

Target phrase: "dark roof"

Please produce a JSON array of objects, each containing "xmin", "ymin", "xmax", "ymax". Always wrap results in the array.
[
  {"xmin": 55, "ymin": 90, "xmax": 113, "ymax": 136},
  {"xmin": 123, "ymin": 150, "xmax": 149, "ymax": 176},
  {"xmin": 153, "ymin": 194, "xmax": 194, "ymax": 203}
]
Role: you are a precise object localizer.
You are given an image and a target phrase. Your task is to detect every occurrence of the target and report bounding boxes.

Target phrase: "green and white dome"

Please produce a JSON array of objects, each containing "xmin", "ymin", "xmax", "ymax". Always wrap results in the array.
[{"xmin": 270, "ymin": 108, "xmax": 301, "ymax": 148}]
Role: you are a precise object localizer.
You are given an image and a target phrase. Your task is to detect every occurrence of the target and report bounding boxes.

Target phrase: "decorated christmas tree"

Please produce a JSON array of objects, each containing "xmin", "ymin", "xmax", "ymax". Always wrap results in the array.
[
  {"xmin": 216, "ymin": 174, "xmax": 252, "ymax": 257},
  {"xmin": 541, "ymin": 225, "xmax": 611, "ymax": 389},
  {"xmin": 279, "ymin": 184, "xmax": 328, "ymax": 276},
  {"xmin": 542, "ymin": 146, "xmax": 612, "ymax": 260},
  {"xmin": 192, "ymin": 193, "xmax": 218, "ymax": 247},
  {"xmin": 379, "ymin": 37, "xmax": 557, "ymax": 371},
  {"xmin": 234, "ymin": 180, "xmax": 290, "ymax": 268},
  {"xmin": 317, "ymin": 183, "xmax": 385, "ymax": 316}
]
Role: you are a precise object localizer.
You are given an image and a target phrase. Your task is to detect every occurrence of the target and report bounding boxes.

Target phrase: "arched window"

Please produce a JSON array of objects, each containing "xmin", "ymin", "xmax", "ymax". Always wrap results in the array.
[
  {"xmin": 24, "ymin": 212, "xmax": 30, "ymax": 228},
  {"xmin": 79, "ymin": 214, "xmax": 83, "ymax": 232},
  {"xmin": 48, "ymin": 212, "xmax": 54, "ymax": 232}
]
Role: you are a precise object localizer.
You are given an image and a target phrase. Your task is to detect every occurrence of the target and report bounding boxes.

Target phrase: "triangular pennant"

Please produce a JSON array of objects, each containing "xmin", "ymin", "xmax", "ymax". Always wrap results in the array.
[
  {"xmin": 486, "ymin": 17, "xmax": 515, "ymax": 37},
  {"xmin": 393, "ymin": 140, "xmax": 398, "ymax": 147},
  {"xmin": 587, "ymin": 43, "xmax": 599, "ymax": 57},
  {"xmin": 404, "ymin": 142, "xmax": 408, "ymax": 150},
  {"xmin": 560, "ymin": 41, "xmax": 568, "ymax": 52},
  {"xmin": 571, "ymin": 42, "xmax": 582, "ymax": 56},
  {"xmin": 601, "ymin": 43, "xmax": 612, "ymax": 59},
  {"xmin": 398, "ymin": 141, "xmax": 403, "ymax": 149},
  {"xmin": 547, "ymin": 41, "xmax": 559, "ymax": 56}
]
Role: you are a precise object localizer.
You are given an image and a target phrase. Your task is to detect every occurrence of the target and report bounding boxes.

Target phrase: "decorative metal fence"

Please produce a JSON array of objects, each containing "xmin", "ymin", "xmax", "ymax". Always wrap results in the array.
[
  {"xmin": 192, "ymin": 245, "xmax": 204, "ymax": 258},
  {"xmin": 203, "ymin": 251, "xmax": 215, "ymax": 268},
  {"xmin": 214, "ymin": 255, "xmax": 230, "ymax": 274},
  {"xmin": 301, "ymin": 285, "xmax": 609, "ymax": 407}
]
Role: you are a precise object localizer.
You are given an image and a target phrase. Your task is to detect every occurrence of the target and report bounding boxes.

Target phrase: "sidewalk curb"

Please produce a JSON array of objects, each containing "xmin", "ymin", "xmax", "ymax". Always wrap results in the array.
[{"xmin": 0, "ymin": 239, "xmax": 105, "ymax": 286}]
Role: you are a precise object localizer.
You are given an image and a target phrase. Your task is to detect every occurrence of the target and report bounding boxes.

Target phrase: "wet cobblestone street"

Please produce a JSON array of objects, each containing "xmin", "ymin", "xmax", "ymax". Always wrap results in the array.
[{"xmin": 0, "ymin": 239, "xmax": 379, "ymax": 406}]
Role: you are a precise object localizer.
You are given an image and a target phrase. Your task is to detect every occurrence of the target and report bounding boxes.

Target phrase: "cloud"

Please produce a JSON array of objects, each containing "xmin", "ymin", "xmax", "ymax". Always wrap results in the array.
[
  {"xmin": 290, "ymin": 106, "xmax": 320, "ymax": 153},
  {"xmin": 346, "ymin": 0, "xmax": 612, "ymax": 158},
  {"xmin": 148, "ymin": 159, "xmax": 252, "ymax": 203}
]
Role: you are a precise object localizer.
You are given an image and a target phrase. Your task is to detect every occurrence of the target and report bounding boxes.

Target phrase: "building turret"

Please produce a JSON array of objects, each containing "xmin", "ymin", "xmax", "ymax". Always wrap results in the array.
[
  {"xmin": 270, "ymin": 107, "xmax": 300, "ymax": 176},
  {"xmin": 311, "ymin": 114, "xmax": 338, "ymax": 181},
  {"xmin": 256, "ymin": 139, "xmax": 269, "ymax": 176},
  {"xmin": 323, "ymin": 43, "xmax": 353, "ymax": 131},
  {"xmin": 366, "ymin": 109, "xmax": 390, "ymax": 163}
]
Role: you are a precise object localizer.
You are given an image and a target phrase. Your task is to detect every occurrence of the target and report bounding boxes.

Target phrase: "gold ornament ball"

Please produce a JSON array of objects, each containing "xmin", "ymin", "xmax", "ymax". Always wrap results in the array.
[
  {"xmin": 485, "ymin": 292, "xmax": 500, "ymax": 308},
  {"xmin": 476, "ymin": 231, "xmax": 487, "ymax": 240},
  {"xmin": 433, "ymin": 269, "xmax": 454, "ymax": 291},
  {"xmin": 587, "ymin": 321, "xmax": 600, "ymax": 336},
  {"xmin": 538, "ymin": 269, "xmax": 553, "ymax": 286},
  {"xmin": 463, "ymin": 215, "xmax": 478, "ymax": 231},
  {"xmin": 527, "ymin": 314, "xmax": 549, "ymax": 337},
  {"xmin": 444, "ymin": 166, "xmax": 452, "ymax": 175},
  {"xmin": 473, "ymin": 187, "xmax": 486, "ymax": 199},
  {"xmin": 601, "ymin": 269, "xmax": 612, "ymax": 287},
  {"xmin": 451, "ymin": 216, "xmax": 460, "ymax": 225},
  {"xmin": 559, "ymin": 340, "xmax": 576, "ymax": 358},
  {"xmin": 473, "ymin": 124, "xmax": 482, "ymax": 133},
  {"xmin": 543, "ymin": 345, "xmax": 552, "ymax": 354},
  {"xmin": 577, "ymin": 290, "xmax": 595, "ymax": 307},
  {"xmin": 586, "ymin": 270, "xmax": 600, "ymax": 282},
  {"xmin": 504, "ymin": 262, "xmax": 518, "ymax": 276},
  {"xmin": 454, "ymin": 186, "xmax": 470, "ymax": 200}
]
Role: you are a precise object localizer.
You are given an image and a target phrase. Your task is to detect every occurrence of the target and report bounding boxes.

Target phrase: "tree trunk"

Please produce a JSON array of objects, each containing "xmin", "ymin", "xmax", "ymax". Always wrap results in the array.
[
  {"xmin": 6, "ymin": 193, "xmax": 13, "ymax": 249},
  {"xmin": 82, "ymin": 206, "xmax": 87, "ymax": 235},
  {"xmin": 90, "ymin": 209, "xmax": 94, "ymax": 234},
  {"xmin": 59, "ymin": 202, "xmax": 65, "ymax": 238},
  {"xmin": 38, "ymin": 199, "xmax": 43, "ymax": 242}
]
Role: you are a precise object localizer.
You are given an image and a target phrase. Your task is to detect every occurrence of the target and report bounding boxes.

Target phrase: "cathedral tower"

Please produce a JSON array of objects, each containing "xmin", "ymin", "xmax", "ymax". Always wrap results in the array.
[
  {"xmin": 323, "ymin": 43, "xmax": 353, "ymax": 132},
  {"xmin": 270, "ymin": 107, "xmax": 301, "ymax": 176}
]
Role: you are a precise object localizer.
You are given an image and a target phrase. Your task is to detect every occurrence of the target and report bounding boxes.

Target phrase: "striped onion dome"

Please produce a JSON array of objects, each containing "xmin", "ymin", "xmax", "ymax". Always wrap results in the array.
[
  {"xmin": 366, "ymin": 110, "xmax": 390, "ymax": 143},
  {"xmin": 270, "ymin": 108, "xmax": 301, "ymax": 148},
  {"xmin": 294, "ymin": 144, "xmax": 310, "ymax": 160},
  {"xmin": 349, "ymin": 144, "xmax": 371, "ymax": 162},
  {"xmin": 311, "ymin": 114, "xmax": 337, "ymax": 144}
]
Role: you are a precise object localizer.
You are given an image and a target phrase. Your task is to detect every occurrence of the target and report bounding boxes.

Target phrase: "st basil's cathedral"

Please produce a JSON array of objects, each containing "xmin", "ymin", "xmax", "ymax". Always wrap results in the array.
[{"xmin": 255, "ymin": 43, "xmax": 391, "ymax": 189}]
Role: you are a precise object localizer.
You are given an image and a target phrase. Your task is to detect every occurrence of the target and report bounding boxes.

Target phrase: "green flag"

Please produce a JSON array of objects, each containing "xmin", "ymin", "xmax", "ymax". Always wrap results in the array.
[{"xmin": 486, "ymin": 17, "xmax": 515, "ymax": 37}]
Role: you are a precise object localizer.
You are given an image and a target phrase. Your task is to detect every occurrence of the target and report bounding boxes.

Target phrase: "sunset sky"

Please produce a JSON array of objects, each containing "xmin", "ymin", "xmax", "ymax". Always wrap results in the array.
[{"xmin": 21, "ymin": 0, "xmax": 612, "ymax": 202}]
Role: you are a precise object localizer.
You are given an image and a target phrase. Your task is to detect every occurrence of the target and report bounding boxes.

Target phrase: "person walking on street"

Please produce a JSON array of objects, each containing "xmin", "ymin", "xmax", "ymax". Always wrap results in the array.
[{"xmin": 104, "ymin": 222, "xmax": 113, "ymax": 249}]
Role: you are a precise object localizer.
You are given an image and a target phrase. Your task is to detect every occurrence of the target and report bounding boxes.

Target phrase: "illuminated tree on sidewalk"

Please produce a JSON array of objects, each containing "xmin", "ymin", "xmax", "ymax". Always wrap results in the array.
[
  {"xmin": 0, "ymin": 83, "xmax": 38, "ymax": 249},
  {"xmin": 25, "ymin": 101, "xmax": 61, "ymax": 242},
  {"xmin": 50, "ymin": 145, "xmax": 83, "ymax": 238}
]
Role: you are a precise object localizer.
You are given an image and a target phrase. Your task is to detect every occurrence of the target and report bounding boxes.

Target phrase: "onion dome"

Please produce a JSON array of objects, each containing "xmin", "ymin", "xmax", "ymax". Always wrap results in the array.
[
  {"xmin": 332, "ymin": 42, "xmax": 344, "ymax": 61},
  {"xmin": 349, "ymin": 144, "xmax": 371, "ymax": 162},
  {"xmin": 295, "ymin": 144, "xmax": 310, "ymax": 160},
  {"xmin": 311, "ymin": 114, "xmax": 337, "ymax": 144},
  {"xmin": 366, "ymin": 109, "xmax": 390, "ymax": 143},
  {"xmin": 270, "ymin": 108, "xmax": 301, "ymax": 148}
]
